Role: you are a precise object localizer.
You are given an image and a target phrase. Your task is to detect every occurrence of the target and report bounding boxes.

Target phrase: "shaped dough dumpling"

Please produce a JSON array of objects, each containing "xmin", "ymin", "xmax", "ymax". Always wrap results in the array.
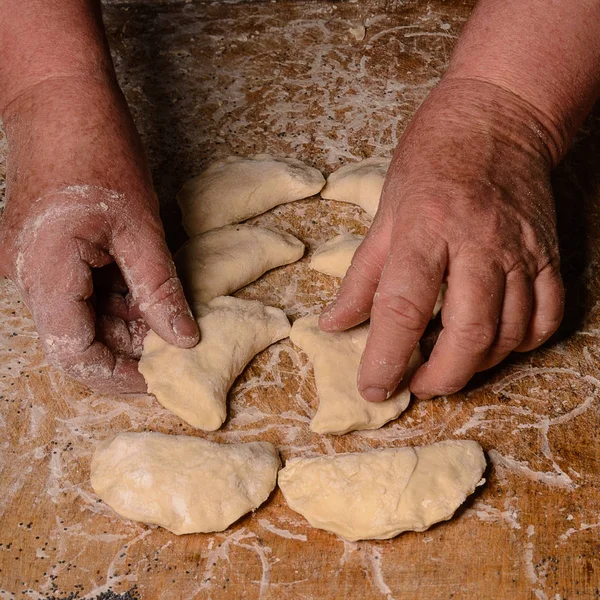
[
  {"xmin": 138, "ymin": 297, "xmax": 291, "ymax": 430},
  {"xmin": 175, "ymin": 225, "xmax": 304, "ymax": 304},
  {"xmin": 290, "ymin": 315, "xmax": 422, "ymax": 435},
  {"xmin": 278, "ymin": 440, "xmax": 486, "ymax": 541},
  {"xmin": 309, "ymin": 233, "xmax": 363, "ymax": 278},
  {"xmin": 321, "ymin": 157, "xmax": 390, "ymax": 217},
  {"xmin": 178, "ymin": 154, "xmax": 325, "ymax": 236},
  {"xmin": 310, "ymin": 233, "xmax": 446, "ymax": 318},
  {"xmin": 91, "ymin": 433, "xmax": 280, "ymax": 535}
]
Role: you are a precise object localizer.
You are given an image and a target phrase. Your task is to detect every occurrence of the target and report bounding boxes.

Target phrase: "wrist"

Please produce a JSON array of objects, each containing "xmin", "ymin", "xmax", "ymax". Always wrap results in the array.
[
  {"xmin": 0, "ymin": 0, "xmax": 116, "ymax": 116},
  {"xmin": 424, "ymin": 76, "xmax": 566, "ymax": 169},
  {"xmin": 2, "ymin": 75, "xmax": 153, "ymax": 209},
  {"xmin": 2, "ymin": 72, "xmax": 121, "ymax": 123}
]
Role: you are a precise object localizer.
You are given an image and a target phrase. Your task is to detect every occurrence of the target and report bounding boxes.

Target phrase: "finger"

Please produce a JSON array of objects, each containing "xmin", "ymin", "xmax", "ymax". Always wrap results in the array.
[
  {"xmin": 357, "ymin": 233, "xmax": 447, "ymax": 402},
  {"xmin": 96, "ymin": 314, "xmax": 149, "ymax": 361},
  {"xmin": 319, "ymin": 215, "xmax": 392, "ymax": 332},
  {"xmin": 87, "ymin": 356, "xmax": 146, "ymax": 394},
  {"xmin": 96, "ymin": 292, "xmax": 142, "ymax": 321},
  {"xmin": 128, "ymin": 318, "xmax": 150, "ymax": 359},
  {"xmin": 478, "ymin": 269, "xmax": 532, "ymax": 371},
  {"xmin": 74, "ymin": 238, "xmax": 114, "ymax": 268},
  {"xmin": 96, "ymin": 315, "xmax": 134, "ymax": 356},
  {"xmin": 111, "ymin": 218, "xmax": 199, "ymax": 348},
  {"xmin": 515, "ymin": 263, "xmax": 564, "ymax": 352},
  {"xmin": 409, "ymin": 256, "xmax": 504, "ymax": 399},
  {"xmin": 26, "ymin": 244, "xmax": 145, "ymax": 393}
]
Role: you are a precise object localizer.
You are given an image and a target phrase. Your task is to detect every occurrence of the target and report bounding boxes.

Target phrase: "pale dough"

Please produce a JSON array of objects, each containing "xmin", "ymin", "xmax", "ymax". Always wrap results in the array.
[
  {"xmin": 175, "ymin": 224, "xmax": 304, "ymax": 305},
  {"xmin": 278, "ymin": 440, "xmax": 486, "ymax": 541},
  {"xmin": 309, "ymin": 233, "xmax": 363, "ymax": 278},
  {"xmin": 320, "ymin": 157, "xmax": 390, "ymax": 217},
  {"xmin": 178, "ymin": 154, "xmax": 325, "ymax": 236},
  {"xmin": 310, "ymin": 233, "xmax": 446, "ymax": 318},
  {"xmin": 91, "ymin": 432, "xmax": 280, "ymax": 535},
  {"xmin": 290, "ymin": 315, "xmax": 422, "ymax": 435},
  {"xmin": 138, "ymin": 296, "xmax": 291, "ymax": 431}
]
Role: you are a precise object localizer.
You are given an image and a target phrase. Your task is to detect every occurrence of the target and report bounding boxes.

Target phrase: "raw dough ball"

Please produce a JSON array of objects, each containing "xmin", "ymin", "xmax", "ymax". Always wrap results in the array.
[
  {"xmin": 310, "ymin": 233, "xmax": 446, "ymax": 318},
  {"xmin": 290, "ymin": 315, "xmax": 422, "ymax": 435},
  {"xmin": 178, "ymin": 154, "xmax": 325, "ymax": 236},
  {"xmin": 278, "ymin": 440, "xmax": 486, "ymax": 541},
  {"xmin": 175, "ymin": 225, "xmax": 304, "ymax": 305},
  {"xmin": 309, "ymin": 233, "xmax": 363, "ymax": 278},
  {"xmin": 138, "ymin": 296, "xmax": 291, "ymax": 431},
  {"xmin": 91, "ymin": 432, "xmax": 280, "ymax": 535},
  {"xmin": 320, "ymin": 157, "xmax": 390, "ymax": 217}
]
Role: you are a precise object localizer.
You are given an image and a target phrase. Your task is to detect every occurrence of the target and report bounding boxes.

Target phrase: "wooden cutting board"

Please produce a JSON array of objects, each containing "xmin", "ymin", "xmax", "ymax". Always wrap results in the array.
[{"xmin": 2, "ymin": 0, "xmax": 600, "ymax": 598}]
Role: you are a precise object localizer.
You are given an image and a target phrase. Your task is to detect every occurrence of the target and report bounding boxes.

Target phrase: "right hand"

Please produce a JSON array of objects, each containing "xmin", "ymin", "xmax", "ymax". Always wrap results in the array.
[
  {"xmin": 0, "ymin": 77, "xmax": 199, "ymax": 393},
  {"xmin": 320, "ymin": 78, "xmax": 565, "ymax": 401}
]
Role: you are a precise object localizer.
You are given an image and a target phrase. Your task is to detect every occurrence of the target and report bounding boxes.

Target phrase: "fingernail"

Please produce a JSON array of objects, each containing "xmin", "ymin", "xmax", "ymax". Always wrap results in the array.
[
  {"xmin": 412, "ymin": 389, "xmax": 435, "ymax": 401},
  {"xmin": 360, "ymin": 387, "xmax": 390, "ymax": 402},
  {"xmin": 172, "ymin": 312, "xmax": 199, "ymax": 340}
]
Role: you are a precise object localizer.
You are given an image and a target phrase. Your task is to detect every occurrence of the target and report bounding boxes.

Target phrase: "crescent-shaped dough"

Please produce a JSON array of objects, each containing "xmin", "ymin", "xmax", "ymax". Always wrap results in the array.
[
  {"xmin": 320, "ymin": 158, "xmax": 390, "ymax": 217},
  {"xmin": 92, "ymin": 433, "xmax": 280, "ymax": 535},
  {"xmin": 178, "ymin": 154, "xmax": 325, "ymax": 235},
  {"xmin": 138, "ymin": 297, "xmax": 291, "ymax": 431},
  {"xmin": 278, "ymin": 440, "xmax": 486, "ymax": 541},
  {"xmin": 290, "ymin": 315, "xmax": 422, "ymax": 435},
  {"xmin": 175, "ymin": 225, "xmax": 304, "ymax": 305}
]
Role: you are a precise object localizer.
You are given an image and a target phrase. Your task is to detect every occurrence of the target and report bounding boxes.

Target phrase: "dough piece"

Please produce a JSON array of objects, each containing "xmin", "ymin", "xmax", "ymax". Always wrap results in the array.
[
  {"xmin": 175, "ymin": 225, "xmax": 304, "ymax": 304},
  {"xmin": 138, "ymin": 297, "xmax": 291, "ymax": 430},
  {"xmin": 310, "ymin": 233, "xmax": 446, "ymax": 319},
  {"xmin": 91, "ymin": 432, "xmax": 280, "ymax": 535},
  {"xmin": 278, "ymin": 440, "xmax": 486, "ymax": 541},
  {"xmin": 321, "ymin": 157, "xmax": 390, "ymax": 216},
  {"xmin": 290, "ymin": 315, "xmax": 422, "ymax": 435},
  {"xmin": 309, "ymin": 233, "xmax": 363, "ymax": 278},
  {"xmin": 178, "ymin": 154, "xmax": 326, "ymax": 236}
]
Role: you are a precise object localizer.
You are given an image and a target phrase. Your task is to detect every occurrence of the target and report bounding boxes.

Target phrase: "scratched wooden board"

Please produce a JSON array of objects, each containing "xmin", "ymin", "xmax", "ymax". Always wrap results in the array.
[{"xmin": 1, "ymin": 0, "xmax": 600, "ymax": 598}]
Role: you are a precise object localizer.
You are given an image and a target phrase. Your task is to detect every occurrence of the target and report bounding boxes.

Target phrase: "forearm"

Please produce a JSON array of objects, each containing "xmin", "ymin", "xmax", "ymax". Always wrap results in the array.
[
  {"xmin": 445, "ymin": 0, "xmax": 600, "ymax": 166},
  {"xmin": 0, "ymin": 0, "xmax": 117, "ymax": 116}
]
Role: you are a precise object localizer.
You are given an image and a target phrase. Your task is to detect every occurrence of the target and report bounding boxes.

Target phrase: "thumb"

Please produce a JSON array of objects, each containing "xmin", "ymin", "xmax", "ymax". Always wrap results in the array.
[{"xmin": 112, "ymin": 218, "xmax": 199, "ymax": 348}]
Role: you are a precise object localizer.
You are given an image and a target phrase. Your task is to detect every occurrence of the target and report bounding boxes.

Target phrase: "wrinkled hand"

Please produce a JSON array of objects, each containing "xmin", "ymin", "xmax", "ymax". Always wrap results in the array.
[
  {"xmin": 0, "ymin": 77, "xmax": 198, "ymax": 393},
  {"xmin": 320, "ymin": 78, "xmax": 565, "ymax": 401}
]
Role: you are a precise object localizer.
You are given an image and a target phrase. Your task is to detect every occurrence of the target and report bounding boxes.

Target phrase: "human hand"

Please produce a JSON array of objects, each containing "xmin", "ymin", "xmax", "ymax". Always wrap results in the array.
[
  {"xmin": 0, "ymin": 77, "xmax": 199, "ymax": 393},
  {"xmin": 320, "ymin": 78, "xmax": 565, "ymax": 401}
]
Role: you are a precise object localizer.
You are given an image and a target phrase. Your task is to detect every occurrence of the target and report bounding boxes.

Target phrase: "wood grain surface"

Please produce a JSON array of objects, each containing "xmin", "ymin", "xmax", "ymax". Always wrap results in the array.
[{"xmin": 2, "ymin": 1, "xmax": 600, "ymax": 598}]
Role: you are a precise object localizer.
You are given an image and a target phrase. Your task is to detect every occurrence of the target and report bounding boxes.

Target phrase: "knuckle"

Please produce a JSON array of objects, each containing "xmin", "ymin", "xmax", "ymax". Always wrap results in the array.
[
  {"xmin": 449, "ymin": 321, "xmax": 496, "ymax": 352},
  {"xmin": 345, "ymin": 261, "xmax": 379, "ymax": 286},
  {"xmin": 137, "ymin": 276, "xmax": 184, "ymax": 313},
  {"xmin": 505, "ymin": 256, "xmax": 537, "ymax": 280},
  {"xmin": 346, "ymin": 245, "xmax": 386, "ymax": 285},
  {"xmin": 373, "ymin": 293, "xmax": 428, "ymax": 332},
  {"xmin": 354, "ymin": 239, "xmax": 385, "ymax": 270},
  {"xmin": 493, "ymin": 327, "xmax": 525, "ymax": 353}
]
